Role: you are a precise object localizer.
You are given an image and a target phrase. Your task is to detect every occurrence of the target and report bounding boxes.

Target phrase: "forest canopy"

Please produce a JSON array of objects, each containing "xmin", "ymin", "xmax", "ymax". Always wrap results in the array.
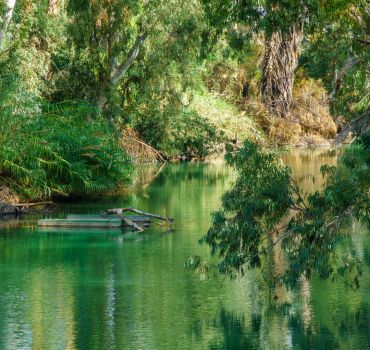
[{"xmin": 0, "ymin": 0, "xmax": 368, "ymax": 202}]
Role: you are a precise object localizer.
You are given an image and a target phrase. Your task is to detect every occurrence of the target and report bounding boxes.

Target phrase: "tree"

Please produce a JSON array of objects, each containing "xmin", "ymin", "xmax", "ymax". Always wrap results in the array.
[
  {"xmin": 300, "ymin": 1, "xmax": 369, "ymax": 118},
  {"xmin": 201, "ymin": 0, "xmax": 367, "ymax": 117},
  {"xmin": 188, "ymin": 134, "xmax": 370, "ymax": 290},
  {"xmin": 65, "ymin": 0, "xmax": 147, "ymax": 114},
  {"xmin": 65, "ymin": 0, "xmax": 204, "ymax": 117},
  {"xmin": 0, "ymin": 0, "xmax": 16, "ymax": 48}
]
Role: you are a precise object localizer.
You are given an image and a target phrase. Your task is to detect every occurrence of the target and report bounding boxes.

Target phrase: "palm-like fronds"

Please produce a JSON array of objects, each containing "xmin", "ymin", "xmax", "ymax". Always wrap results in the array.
[{"xmin": 0, "ymin": 101, "xmax": 133, "ymax": 200}]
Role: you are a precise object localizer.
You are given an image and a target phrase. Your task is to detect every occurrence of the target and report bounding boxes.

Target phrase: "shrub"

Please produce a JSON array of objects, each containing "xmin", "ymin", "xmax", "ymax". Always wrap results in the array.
[
  {"xmin": 167, "ymin": 110, "xmax": 222, "ymax": 159},
  {"xmin": 0, "ymin": 102, "xmax": 133, "ymax": 200},
  {"xmin": 267, "ymin": 72, "xmax": 337, "ymax": 145},
  {"xmin": 268, "ymin": 119, "xmax": 302, "ymax": 144},
  {"xmin": 134, "ymin": 105, "xmax": 222, "ymax": 160},
  {"xmin": 291, "ymin": 72, "xmax": 336, "ymax": 139},
  {"xmin": 205, "ymin": 44, "xmax": 262, "ymax": 104}
]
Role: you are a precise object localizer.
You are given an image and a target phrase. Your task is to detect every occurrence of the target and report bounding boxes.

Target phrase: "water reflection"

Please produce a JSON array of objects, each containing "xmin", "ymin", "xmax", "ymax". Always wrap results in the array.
[
  {"xmin": 279, "ymin": 147, "xmax": 338, "ymax": 191},
  {"xmin": 0, "ymin": 148, "xmax": 369, "ymax": 349},
  {"xmin": 197, "ymin": 300, "xmax": 370, "ymax": 350}
]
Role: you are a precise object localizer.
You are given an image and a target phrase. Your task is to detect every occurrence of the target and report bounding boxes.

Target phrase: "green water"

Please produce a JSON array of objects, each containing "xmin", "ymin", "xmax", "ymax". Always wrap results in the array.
[{"xmin": 0, "ymin": 149, "xmax": 369, "ymax": 350}]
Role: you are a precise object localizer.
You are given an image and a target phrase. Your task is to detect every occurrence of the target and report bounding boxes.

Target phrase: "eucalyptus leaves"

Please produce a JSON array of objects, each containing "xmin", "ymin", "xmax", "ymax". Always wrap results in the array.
[{"xmin": 189, "ymin": 136, "xmax": 369, "ymax": 289}]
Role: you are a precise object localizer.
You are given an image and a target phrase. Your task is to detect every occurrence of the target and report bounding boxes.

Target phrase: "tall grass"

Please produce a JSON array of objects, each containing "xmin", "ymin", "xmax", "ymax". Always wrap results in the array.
[{"xmin": 0, "ymin": 101, "xmax": 133, "ymax": 200}]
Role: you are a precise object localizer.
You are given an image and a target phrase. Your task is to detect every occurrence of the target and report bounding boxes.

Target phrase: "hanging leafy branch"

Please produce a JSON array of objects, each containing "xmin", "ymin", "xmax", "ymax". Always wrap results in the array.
[{"xmin": 187, "ymin": 134, "xmax": 370, "ymax": 289}]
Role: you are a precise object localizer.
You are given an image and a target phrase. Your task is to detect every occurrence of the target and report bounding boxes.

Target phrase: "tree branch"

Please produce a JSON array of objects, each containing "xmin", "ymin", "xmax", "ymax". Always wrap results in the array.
[
  {"xmin": 0, "ymin": 0, "xmax": 17, "ymax": 48},
  {"xmin": 110, "ymin": 32, "xmax": 148, "ymax": 85},
  {"xmin": 96, "ymin": 32, "xmax": 148, "ymax": 113},
  {"xmin": 103, "ymin": 207, "xmax": 173, "ymax": 223},
  {"xmin": 121, "ymin": 216, "xmax": 144, "ymax": 232},
  {"xmin": 328, "ymin": 56, "xmax": 360, "ymax": 100}
]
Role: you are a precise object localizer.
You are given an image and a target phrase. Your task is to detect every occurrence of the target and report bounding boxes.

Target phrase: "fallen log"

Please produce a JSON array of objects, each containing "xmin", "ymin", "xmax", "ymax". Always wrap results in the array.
[
  {"xmin": 335, "ymin": 109, "xmax": 369, "ymax": 145},
  {"xmin": 103, "ymin": 207, "xmax": 173, "ymax": 224},
  {"xmin": 13, "ymin": 201, "xmax": 54, "ymax": 208},
  {"xmin": 121, "ymin": 216, "xmax": 144, "ymax": 232}
]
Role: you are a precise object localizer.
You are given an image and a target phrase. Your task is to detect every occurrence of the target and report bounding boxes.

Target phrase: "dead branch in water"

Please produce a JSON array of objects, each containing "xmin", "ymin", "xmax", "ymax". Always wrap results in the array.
[
  {"xmin": 121, "ymin": 216, "xmax": 144, "ymax": 232},
  {"xmin": 124, "ymin": 135, "xmax": 165, "ymax": 162},
  {"xmin": 103, "ymin": 207, "xmax": 173, "ymax": 223}
]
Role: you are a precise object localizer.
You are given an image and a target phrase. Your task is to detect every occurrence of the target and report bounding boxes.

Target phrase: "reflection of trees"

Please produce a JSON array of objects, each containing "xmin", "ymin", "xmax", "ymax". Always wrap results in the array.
[
  {"xmin": 364, "ymin": 247, "xmax": 370, "ymax": 266},
  {"xmin": 193, "ymin": 306, "xmax": 286, "ymax": 349},
  {"xmin": 0, "ymin": 150, "xmax": 369, "ymax": 349},
  {"xmin": 195, "ymin": 301, "xmax": 370, "ymax": 350},
  {"xmin": 27, "ymin": 266, "xmax": 76, "ymax": 349},
  {"xmin": 279, "ymin": 148, "xmax": 338, "ymax": 192},
  {"xmin": 208, "ymin": 309, "xmax": 261, "ymax": 349},
  {"xmin": 287, "ymin": 315, "xmax": 338, "ymax": 349}
]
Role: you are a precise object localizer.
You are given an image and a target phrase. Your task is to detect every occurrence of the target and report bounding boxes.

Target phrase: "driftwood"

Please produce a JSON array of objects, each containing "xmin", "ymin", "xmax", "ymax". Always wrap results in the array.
[
  {"xmin": 121, "ymin": 216, "xmax": 144, "ymax": 232},
  {"xmin": 13, "ymin": 201, "xmax": 54, "ymax": 208},
  {"xmin": 103, "ymin": 207, "xmax": 173, "ymax": 231}
]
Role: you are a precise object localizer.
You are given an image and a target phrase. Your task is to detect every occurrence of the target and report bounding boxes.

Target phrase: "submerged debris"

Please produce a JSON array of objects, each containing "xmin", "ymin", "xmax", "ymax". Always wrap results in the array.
[{"xmin": 103, "ymin": 207, "xmax": 173, "ymax": 232}]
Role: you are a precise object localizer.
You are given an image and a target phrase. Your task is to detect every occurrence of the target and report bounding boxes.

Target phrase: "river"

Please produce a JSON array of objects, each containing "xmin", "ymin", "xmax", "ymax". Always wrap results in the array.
[{"xmin": 0, "ymin": 148, "xmax": 369, "ymax": 349}]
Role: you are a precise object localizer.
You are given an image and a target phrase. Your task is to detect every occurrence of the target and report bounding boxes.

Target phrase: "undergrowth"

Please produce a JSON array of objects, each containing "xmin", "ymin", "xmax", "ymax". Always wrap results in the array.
[
  {"xmin": 191, "ymin": 90, "xmax": 265, "ymax": 144},
  {"xmin": 0, "ymin": 102, "xmax": 133, "ymax": 201}
]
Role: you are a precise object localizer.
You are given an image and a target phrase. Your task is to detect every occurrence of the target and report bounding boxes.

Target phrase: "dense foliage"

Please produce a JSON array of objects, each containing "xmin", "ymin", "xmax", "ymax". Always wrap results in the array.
[
  {"xmin": 0, "ymin": 0, "xmax": 134, "ymax": 200},
  {"xmin": 0, "ymin": 0, "xmax": 368, "ymax": 201},
  {"xmin": 0, "ymin": 102, "xmax": 132, "ymax": 200},
  {"xmin": 201, "ymin": 0, "xmax": 369, "ymax": 119},
  {"xmin": 188, "ymin": 134, "xmax": 369, "ymax": 289}
]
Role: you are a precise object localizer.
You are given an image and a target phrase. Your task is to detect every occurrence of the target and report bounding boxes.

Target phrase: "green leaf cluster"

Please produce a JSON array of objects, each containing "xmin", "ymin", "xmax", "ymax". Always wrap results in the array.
[
  {"xmin": 0, "ymin": 101, "xmax": 133, "ymax": 200},
  {"xmin": 194, "ymin": 135, "xmax": 369, "ymax": 289}
]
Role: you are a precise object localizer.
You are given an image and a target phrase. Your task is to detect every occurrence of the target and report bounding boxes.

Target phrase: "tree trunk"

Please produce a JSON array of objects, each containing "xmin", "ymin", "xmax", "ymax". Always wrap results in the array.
[
  {"xmin": 0, "ymin": 0, "xmax": 16, "ymax": 48},
  {"xmin": 95, "ymin": 32, "xmax": 148, "ymax": 115},
  {"xmin": 47, "ymin": 0, "xmax": 60, "ymax": 16},
  {"xmin": 328, "ymin": 56, "xmax": 360, "ymax": 100},
  {"xmin": 261, "ymin": 23, "xmax": 303, "ymax": 117}
]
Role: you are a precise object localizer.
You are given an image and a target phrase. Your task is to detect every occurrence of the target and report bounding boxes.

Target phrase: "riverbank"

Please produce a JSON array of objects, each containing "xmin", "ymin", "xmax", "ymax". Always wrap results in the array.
[
  {"xmin": 0, "ymin": 142, "xmax": 339, "ymax": 213},
  {"xmin": 0, "ymin": 80, "xmax": 344, "ymax": 208}
]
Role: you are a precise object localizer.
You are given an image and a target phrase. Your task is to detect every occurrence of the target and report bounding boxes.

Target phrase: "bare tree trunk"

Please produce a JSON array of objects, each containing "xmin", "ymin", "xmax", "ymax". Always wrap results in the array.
[
  {"xmin": 0, "ymin": 0, "xmax": 16, "ymax": 48},
  {"xmin": 328, "ymin": 56, "xmax": 360, "ymax": 100},
  {"xmin": 47, "ymin": 0, "xmax": 59, "ymax": 16},
  {"xmin": 95, "ymin": 32, "xmax": 148, "ymax": 115},
  {"xmin": 261, "ymin": 23, "xmax": 303, "ymax": 117}
]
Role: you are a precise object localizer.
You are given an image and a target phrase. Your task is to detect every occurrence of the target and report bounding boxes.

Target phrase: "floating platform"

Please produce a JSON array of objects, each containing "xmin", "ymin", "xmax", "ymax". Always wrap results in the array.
[
  {"xmin": 38, "ymin": 214, "xmax": 150, "ymax": 229},
  {"xmin": 66, "ymin": 214, "xmax": 150, "ymax": 222}
]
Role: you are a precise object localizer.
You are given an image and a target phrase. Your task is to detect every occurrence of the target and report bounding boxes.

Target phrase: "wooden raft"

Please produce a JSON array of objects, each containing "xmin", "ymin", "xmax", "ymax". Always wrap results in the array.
[
  {"xmin": 38, "ymin": 218, "xmax": 123, "ymax": 228},
  {"xmin": 37, "ymin": 208, "xmax": 173, "ymax": 232}
]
